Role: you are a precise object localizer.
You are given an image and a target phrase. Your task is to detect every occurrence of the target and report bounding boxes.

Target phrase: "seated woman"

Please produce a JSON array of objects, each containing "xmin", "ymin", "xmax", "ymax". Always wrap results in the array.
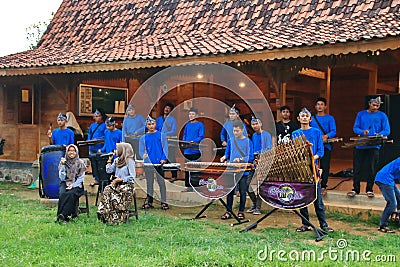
[
  {"xmin": 56, "ymin": 144, "xmax": 86, "ymax": 224},
  {"xmin": 97, "ymin": 142, "xmax": 136, "ymax": 225}
]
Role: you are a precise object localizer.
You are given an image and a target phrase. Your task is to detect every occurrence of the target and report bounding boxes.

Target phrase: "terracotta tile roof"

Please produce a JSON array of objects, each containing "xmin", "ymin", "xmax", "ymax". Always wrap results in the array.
[{"xmin": 0, "ymin": 0, "xmax": 400, "ymax": 72}]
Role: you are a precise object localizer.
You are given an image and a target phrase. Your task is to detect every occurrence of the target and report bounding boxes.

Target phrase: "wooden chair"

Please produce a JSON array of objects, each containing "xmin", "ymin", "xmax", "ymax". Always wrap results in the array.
[{"xmin": 77, "ymin": 187, "xmax": 90, "ymax": 216}]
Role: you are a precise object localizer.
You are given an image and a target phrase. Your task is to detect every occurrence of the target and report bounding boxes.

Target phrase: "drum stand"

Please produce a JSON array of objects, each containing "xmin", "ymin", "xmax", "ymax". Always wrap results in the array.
[
  {"xmin": 192, "ymin": 198, "xmax": 250, "ymax": 226},
  {"xmin": 239, "ymin": 208, "xmax": 327, "ymax": 242}
]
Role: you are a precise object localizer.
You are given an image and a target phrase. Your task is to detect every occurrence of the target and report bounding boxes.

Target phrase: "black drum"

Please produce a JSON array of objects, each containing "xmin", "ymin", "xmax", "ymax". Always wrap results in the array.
[{"xmin": 90, "ymin": 154, "xmax": 112, "ymax": 183}]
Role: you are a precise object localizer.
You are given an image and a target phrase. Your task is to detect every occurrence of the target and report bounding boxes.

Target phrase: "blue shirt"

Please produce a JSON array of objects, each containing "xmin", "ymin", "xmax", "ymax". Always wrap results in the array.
[
  {"xmin": 220, "ymin": 120, "xmax": 248, "ymax": 143},
  {"xmin": 139, "ymin": 131, "xmax": 168, "ymax": 164},
  {"xmin": 156, "ymin": 116, "xmax": 177, "ymax": 136},
  {"xmin": 353, "ymin": 110, "xmax": 390, "ymax": 149},
  {"xmin": 292, "ymin": 127, "xmax": 324, "ymax": 165},
  {"xmin": 252, "ymin": 131, "xmax": 273, "ymax": 154},
  {"xmin": 375, "ymin": 157, "xmax": 400, "ymax": 186},
  {"xmin": 122, "ymin": 115, "xmax": 146, "ymax": 141},
  {"xmin": 100, "ymin": 129, "xmax": 122, "ymax": 153},
  {"xmin": 88, "ymin": 122, "xmax": 107, "ymax": 154},
  {"xmin": 183, "ymin": 121, "xmax": 205, "ymax": 155},
  {"xmin": 310, "ymin": 114, "xmax": 336, "ymax": 151},
  {"xmin": 106, "ymin": 158, "xmax": 135, "ymax": 183},
  {"xmin": 225, "ymin": 137, "xmax": 254, "ymax": 176},
  {"xmin": 52, "ymin": 128, "xmax": 74, "ymax": 146}
]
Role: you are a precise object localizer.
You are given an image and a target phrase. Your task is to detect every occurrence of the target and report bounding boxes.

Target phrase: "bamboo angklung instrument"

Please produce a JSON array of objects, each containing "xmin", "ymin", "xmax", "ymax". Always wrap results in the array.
[{"xmin": 256, "ymin": 135, "xmax": 316, "ymax": 184}]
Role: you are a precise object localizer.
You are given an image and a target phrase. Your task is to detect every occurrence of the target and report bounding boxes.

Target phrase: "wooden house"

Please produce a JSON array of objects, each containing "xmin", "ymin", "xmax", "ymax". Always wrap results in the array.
[{"xmin": 0, "ymin": 0, "xmax": 399, "ymax": 168}]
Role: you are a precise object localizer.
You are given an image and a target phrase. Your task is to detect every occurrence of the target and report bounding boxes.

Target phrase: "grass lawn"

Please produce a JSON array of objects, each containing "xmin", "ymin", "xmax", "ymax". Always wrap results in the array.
[{"xmin": 0, "ymin": 182, "xmax": 399, "ymax": 266}]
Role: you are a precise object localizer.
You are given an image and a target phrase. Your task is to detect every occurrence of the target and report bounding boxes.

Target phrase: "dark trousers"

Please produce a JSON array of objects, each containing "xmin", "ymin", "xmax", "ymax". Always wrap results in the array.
[
  {"xmin": 167, "ymin": 143, "xmax": 177, "ymax": 178},
  {"xmin": 353, "ymin": 148, "xmax": 379, "ymax": 193},
  {"xmin": 57, "ymin": 185, "xmax": 84, "ymax": 218},
  {"xmin": 300, "ymin": 182, "xmax": 328, "ymax": 228},
  {"xmin": 320, "ymin": 148, "xmax": 331, "ymax": 189},
  {"xmin": 184, "ymin": 153, "xmax": 201, "ymax": 187},
  {"xmin": 127, "ymin": 138, "xmax": 142, "ymax": 160},
  {"xmin": 246, "ymin": 171, "xmax": 262, "ymax": 209},
  {"xmin": 226, "ymin": 175, "xmax": 247, "ymax": 213},
  {"xmin": 144, "ymin": 166, "xmax": 167, "ymax": 204},
  {"xmin": 376, "ymin": 181, "xmax": 400, "ymax": 228}
]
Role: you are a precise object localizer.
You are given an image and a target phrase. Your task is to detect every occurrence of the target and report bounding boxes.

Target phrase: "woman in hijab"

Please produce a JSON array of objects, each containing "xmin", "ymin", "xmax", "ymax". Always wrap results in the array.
[
  {"xmin": 56, "ymin": 144, "xmax": 86, "ymax": 223},
  {"xmin": 97, "ymin": 142, "xmax": 136, "ymax": 225}
]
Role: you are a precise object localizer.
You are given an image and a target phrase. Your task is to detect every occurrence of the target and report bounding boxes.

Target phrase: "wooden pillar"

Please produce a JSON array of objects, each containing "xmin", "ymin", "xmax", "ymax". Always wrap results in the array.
[
  {"xmin": 368, "ymin": 67, "xmax": 378, "ymax": 95},
  {"xmin": 276, "ymin": 82, "xmax": 287, "ymax": 121},
  {"xmin": 324, "ymin": 66, "xmax": 332, "ymax": 113},
  {"xmin": 398, "ymin": 72, "xmax": 400, "ymax": 93}
]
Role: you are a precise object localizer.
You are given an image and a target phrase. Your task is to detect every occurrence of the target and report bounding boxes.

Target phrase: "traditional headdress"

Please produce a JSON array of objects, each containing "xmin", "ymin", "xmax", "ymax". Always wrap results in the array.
[
  {"xmin": 93, "ymin": 109, "xmax": 102, "ymax": 116},
  {"xmin": 146, "ymin": 115, "xmax": 156, "ymax": 124},
  {"xmin": 105, "ymin": 116, "xmax": 116, "ymax": 126},
  {"xmin": 57, "ymin": 113, "xmax": 67, "ymax": 121},
  {"xmin": 251, "ymin": 115, "xmax": 261, "ymax": 123},
  {"xmin": 229, "ymin": 104, "xmax": 240, "ymax": 114},
  {"xmin": 126, "ymin": 104, "xmax": 135, "ymax": 111},
  {"xmin": 369, "ymin": 96, "xmax": 383, "ymax": 105},
  {"xmin": 299, "ymin": 107, "xmax": 311, "ymax": 116}
]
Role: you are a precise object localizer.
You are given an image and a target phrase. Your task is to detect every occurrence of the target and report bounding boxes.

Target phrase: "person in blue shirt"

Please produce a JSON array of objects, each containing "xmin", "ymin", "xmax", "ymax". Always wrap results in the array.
[
  {"xmin": 88, "ymin": 108, "xmax": 107, "ymax": 186},
  {"xmin": 140, "ymin": 116, "xmax": 169, "ymax": 210},
  {"xmin": 310, "ymin": 97, "xmax": 337, "ymax": 196},
  {"xmin": 220, "ymin": 104, "xmax": 247, "ymax": 148},
  {"xmin": 99, "ymin": 116, "xmax": 122, "ymax": 154},
  {"xmin": 47, "ymin": 113, "xmax": 74, "ymax": 146},
  {"xmin": 122, "ymin": 105, "xmax": 146, "ymax": 159},
  {"xmin": 292, "ymin": 108, "xmax": 334, "ymax": 233},
  {"xmin": 156, "ymin": 103, "xmax": 178, "ymax": 182},
  {"xmin": 348, "ymin": 96, "xmax": 391, "ymax": 198},
  {"xmin": 246, "ymin": 116, "xmax": 272, "ymax": 215},
  {"xmin": 374, "ymin": 157, "xmax": 400, "ymax": 233},
  {"xmin": 181, "ymin": 107, "xmax": 205, "ymax": 189},
  {"xmin": 220, "ymin": 122, "xmax": 253, "ymax": 220}
]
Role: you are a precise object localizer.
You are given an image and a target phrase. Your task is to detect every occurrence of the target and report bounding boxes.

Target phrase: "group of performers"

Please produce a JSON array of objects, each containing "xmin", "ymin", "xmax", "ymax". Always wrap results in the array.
[{"xmin": 52, "ymin": 95, "xmax": 398, "ymax": 233}]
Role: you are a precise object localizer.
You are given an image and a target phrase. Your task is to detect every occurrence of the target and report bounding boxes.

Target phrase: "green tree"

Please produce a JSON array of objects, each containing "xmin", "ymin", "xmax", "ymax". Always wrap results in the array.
[{"xmin": 25, "ymin": 14, "xmax": 54, "ymax": 49}]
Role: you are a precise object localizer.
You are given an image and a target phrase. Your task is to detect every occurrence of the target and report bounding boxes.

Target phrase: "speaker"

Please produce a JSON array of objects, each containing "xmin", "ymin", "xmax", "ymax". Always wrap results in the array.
[
  {"xmin": 379, "ymin": 144, "xmax": 400, "ymax": 169},
  {"xmin": 387, "ymin": 94, "xmax": 400, "ymax": 141},
  {"xmin": 366, "ymin": 94, "xmax": 400, "ymax": 170}
]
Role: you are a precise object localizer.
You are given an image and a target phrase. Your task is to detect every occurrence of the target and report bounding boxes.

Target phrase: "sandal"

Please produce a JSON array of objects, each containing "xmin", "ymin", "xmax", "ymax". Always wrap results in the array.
[
  {"xmin": 221, "ymin": 212, "xmax": 232, "ymax": 220},
  {"xmin": 141, "ymin": 203, "xmax": 154, "ymax": 210},
  {"xmin": 296, "ymin": 225, "xmax": 312, "ymax": 232},
  {"xmin": 238, "ymin": 213, "xmax": 245, "ymax": 220},
  {"xmin": 366, "ymin": 191, "xmax": 375, "ymax": 198},
  {"xmin": 347, "ymin": 191, "xmax": 357, "ymax": 197},
  {"xmin": 390, "ymin": 212, "xmax": 400, "ymax": 222},
  {"xmin": 378, "ymin": 227, "xmax": 395, "ymax": 233},
  {"xmin": 161, "ymin": 203, "xmax": 169, "ymax": 210},
  {"xmin": 89, "ymin": 181, "xmax": 99, "ymax": 187}
]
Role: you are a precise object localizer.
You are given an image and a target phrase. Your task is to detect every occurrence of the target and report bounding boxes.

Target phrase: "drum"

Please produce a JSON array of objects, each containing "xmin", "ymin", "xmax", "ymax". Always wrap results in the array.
[
  {"xmin": 90, "ymin": 154, "xmax": 112, "ymax": 183},
  {"xmin": 39, "ymin": 145, "xmax": 65, "ymax": 199},
  {"xmin": 135, "ymin": 160, "xmax": 144, "ymax": 177}
]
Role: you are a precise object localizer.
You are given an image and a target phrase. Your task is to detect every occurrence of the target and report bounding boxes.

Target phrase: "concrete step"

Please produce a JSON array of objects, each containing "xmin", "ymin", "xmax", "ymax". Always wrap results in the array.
[{"xmin": 323, "ymin": 190, "xmax": 385, "ymax": 218}]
